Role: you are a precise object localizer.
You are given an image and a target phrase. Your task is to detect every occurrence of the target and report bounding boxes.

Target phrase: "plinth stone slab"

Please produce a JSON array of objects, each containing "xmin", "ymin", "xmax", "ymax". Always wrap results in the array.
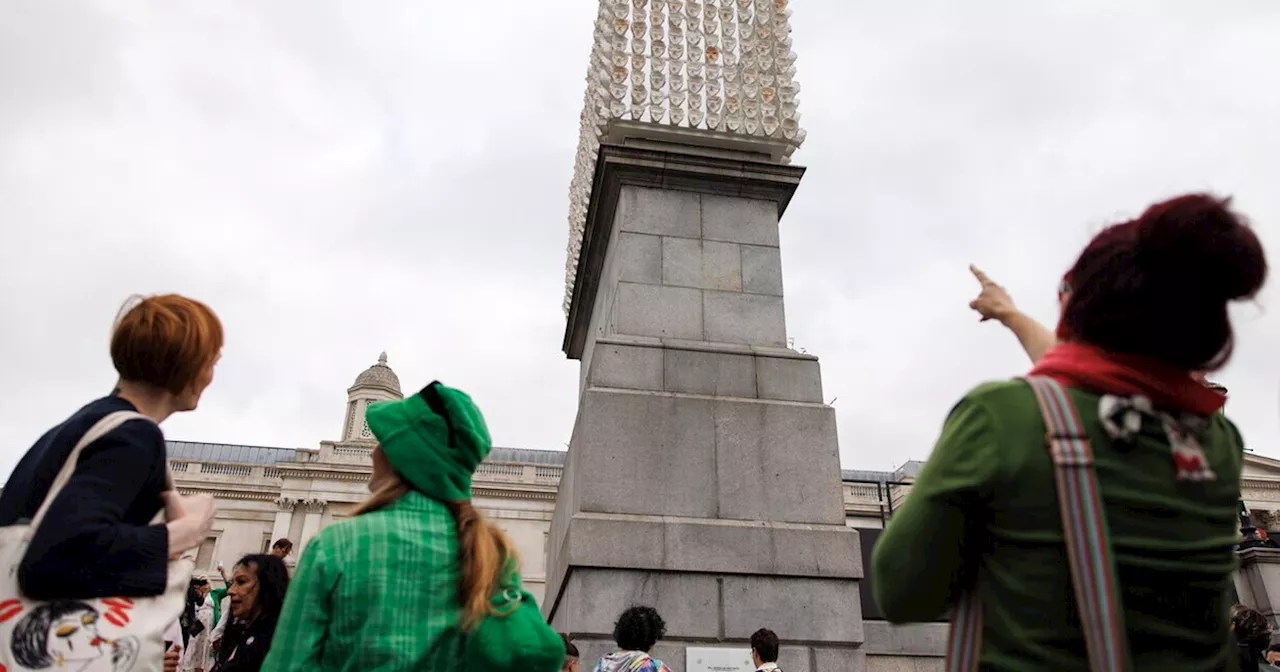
[
  {"xmin": 704, "ymin": 290, "xmax": 787, "ymax": 346},
  {"xmin": 588, "ymin": 343, "xmax": 663, "ymax": 391},
  {"xmin": 571, "ymin": 388, "xmax": 846, "ymax": 525},
  {"xmin": 614, "ymin": 282, "xmax": 703, "ymax": 341},
  {"xmin": 615, "ymin": 232, "xmax": 662, "ymax": 285},
  {"xmin": 722, "ymin": 575, "xmax": 864, "ymax": 643},
  {"xmin": 742, "ymin": 244, "xmax": 785, "ymax": 296},
  {"xmin": 757, "ymin": 356, "xmax": 825, "ymax": 403},
  {"xmin": 556, "ymin": 568, "xmax": 721, "ymax": 639},
  {"xmin": 816, "ymin": 649, "xmax": 869, "ymax": 672},
  {"xmin": 555, "ymin": 513, "xmax": 862, "ymax": 578},
  {"xmin": 701, "ymin": 193, "xmax": 780, "ymax": 246},
  {"xmin": 574, "ymin": 390, "xmax": 719, "ymax": 519},
  {"xmin": 618, "ymin": 186, "xmax": 701, "ymax": 239},
  {"xmin": 662, "ymin": 236, "xmax": 704, "ymax": 287},
  {"xmin": 713, "ymin": 400, "xmax": 845, "ymax": 525},
  {"xmin": 862, "ymin": 621, "xmax": 949, "ymax": 657},
  {"xmin": 663, "ymin": 347, "xmax": 757, "ymax": 397}
]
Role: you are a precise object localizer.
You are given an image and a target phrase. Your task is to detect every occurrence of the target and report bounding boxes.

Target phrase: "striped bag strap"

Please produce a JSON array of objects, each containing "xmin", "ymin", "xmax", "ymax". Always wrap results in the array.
[
  {"xmin": 1026, "ymin": 375, "xmax": 1130, "ymax": 671},
  {"xmin": 946, "ymin": 590, "xmax": 982, "ymax": 672}
]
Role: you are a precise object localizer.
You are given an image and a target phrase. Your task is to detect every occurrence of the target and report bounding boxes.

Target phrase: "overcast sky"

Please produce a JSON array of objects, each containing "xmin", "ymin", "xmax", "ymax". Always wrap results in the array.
[{"xmin": 2, "ymin": 1, "xmax": 1279, "ymax": 477}]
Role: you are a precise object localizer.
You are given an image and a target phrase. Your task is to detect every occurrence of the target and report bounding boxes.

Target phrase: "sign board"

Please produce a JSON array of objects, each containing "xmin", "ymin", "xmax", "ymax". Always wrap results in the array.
[{"xmin": 686, "ymin": 647, "xmax": 754, "ymax": 672}]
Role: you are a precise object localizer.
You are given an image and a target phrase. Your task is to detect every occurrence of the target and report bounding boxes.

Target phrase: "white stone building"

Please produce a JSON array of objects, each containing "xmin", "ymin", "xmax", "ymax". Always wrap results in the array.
[{"xmin": 169, "ymin": 354, "xmax": 1280, "ymax": 605}]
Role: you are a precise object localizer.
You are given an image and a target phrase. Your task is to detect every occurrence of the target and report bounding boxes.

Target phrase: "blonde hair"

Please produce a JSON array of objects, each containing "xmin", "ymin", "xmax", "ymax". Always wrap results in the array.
[{"xmin": 352, "ymin": 473, "xmax": 518, "ymax": 631}]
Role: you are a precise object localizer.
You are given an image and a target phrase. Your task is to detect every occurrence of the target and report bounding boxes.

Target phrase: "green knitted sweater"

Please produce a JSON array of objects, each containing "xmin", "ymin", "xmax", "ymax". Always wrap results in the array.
[{"xmin": 872, "ymin": 379, "xmax": 1244, "ymax": 671}]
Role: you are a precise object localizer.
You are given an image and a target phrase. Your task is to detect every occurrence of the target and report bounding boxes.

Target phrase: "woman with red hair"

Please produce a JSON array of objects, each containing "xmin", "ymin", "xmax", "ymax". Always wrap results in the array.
[
  {"xmin": 0, "ymin": 294, "xmax": 221, "ymax": 599},
  {"xmin": 873, "ymin": 194, "xmax": 1266, "ymax": 670}
]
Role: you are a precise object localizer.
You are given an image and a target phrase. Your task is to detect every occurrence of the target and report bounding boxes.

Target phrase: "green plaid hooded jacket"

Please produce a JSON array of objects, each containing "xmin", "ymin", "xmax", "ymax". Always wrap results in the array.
[{"xmin": 261, "ymin": 490, "xmax": 464, "ymax": 671}]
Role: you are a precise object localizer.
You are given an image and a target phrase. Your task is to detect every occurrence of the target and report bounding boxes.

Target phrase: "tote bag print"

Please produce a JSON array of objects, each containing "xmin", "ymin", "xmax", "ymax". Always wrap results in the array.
[
  {"xmin": 0, "ymin": 411, "xmax": 192, "ymax": 672},
  {"xmin": 0, "ymin": 596, "xmax": 142, "ymax": 671}
]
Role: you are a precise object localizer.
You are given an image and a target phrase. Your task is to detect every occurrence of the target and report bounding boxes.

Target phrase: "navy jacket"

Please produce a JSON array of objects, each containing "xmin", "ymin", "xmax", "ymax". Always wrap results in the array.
[{"xmin": 0, "ymin": 396, "xmax": 170, "ymax": 598}]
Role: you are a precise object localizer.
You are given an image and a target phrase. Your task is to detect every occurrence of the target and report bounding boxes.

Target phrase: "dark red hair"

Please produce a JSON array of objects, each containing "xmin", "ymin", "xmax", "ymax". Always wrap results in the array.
[{"xmin": 1058, "ymin": 194, "xmax": 1266, "ymax": 371}]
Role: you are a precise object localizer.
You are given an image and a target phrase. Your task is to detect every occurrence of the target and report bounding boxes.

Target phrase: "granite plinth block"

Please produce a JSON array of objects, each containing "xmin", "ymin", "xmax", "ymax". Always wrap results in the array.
[
  {"xmin": 722, "ymin": 575, "xmax": 864, "ymax": 643},
  {"xmin": 617, "ymin": 185, "xmax": 700, "ymax": 239},
  {"xmin": 614, "ymin": 282, "xmax": 703, "ymax": 341},
  {"xmin": 704, "ymin": 290, "xmax": 787, "ymax": 346},
  {"xmin": 663, "ymin": 347, "xmax": 757, "ymax": 397},
  {"xmin": 756, "ymin": 356, "xmax": 824, "ymax": 403},
  {"xmin": 615, "ymin": 232, "xmax": 662, "ymax": 285},
  {"xmin": 588, "ymin": 342, "xmax": 664, "ymax": 391},
  {"xmin": 662, "ymin": 237, "xmax": 703, "ymax": 287},
  {"xmin": 555, "ymin": 513, "xmax": 862, "ymax": 579},
  {"xmin": 862, "ymin": 622, "xmax": 948, "ymax": 657},
  {"xmin": 702, "ymin": 240, "xmax": 743, "ymax": 291},
  {"xmin": 701, "ymin": 193, "xmax": 780, "ymax": 246},
  {"xmin": 572, "ymin": 388, "xmax": 845, "ymax": 524},
  {"xmin": 742, "ymin": 244, "xmax": 785, "ymax": 296},
  {"xmin": 551, "ymin": 568, "xmax": 863, "ymax": 648},
  {"xmin": 816, "ymin": 649, "xmax": 869, "ymax": 672},
  {"xmin": 552, "ymin": 569, "xmax": 720, "ymax": 639},
  {"xmin": 713, "ymin": 400, "xmax": 845, "ymax": 524}
]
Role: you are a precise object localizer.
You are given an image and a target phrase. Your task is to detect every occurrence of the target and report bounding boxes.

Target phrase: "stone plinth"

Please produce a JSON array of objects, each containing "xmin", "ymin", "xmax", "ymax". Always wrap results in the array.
[
  {"xmin": 547, "ymin": 143, "xmax": 863, "ymax": 669},
  {"xmin": 1236, "ymin": 547, "xmax": 1280, "ymax": 643}
]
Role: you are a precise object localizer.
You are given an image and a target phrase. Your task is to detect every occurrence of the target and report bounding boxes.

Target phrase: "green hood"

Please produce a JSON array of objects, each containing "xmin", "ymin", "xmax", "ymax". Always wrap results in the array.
[{"xmin": 365, "ymin": 381, "xmax": 492, "ymax": 502}]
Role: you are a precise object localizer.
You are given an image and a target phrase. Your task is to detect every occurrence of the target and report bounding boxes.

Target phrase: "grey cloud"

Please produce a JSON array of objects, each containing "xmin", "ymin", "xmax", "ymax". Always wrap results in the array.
[{"xmin": 2, "ymin": 1, "xmax": 1279, "ymax": 478}]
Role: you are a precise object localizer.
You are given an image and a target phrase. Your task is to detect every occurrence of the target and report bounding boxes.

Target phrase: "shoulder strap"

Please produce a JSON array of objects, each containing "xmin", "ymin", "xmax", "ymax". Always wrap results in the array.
[
  {"xmin": 946, "ymin": 591, "xmax": 982, "ymax": 672},
  {"xmin": 1025, "ymin": 376, "xmax": 1130, "ymax": 671},
  {"xmin": 26, "ymin": 410, "xmax": 154, "ymax": 535}
]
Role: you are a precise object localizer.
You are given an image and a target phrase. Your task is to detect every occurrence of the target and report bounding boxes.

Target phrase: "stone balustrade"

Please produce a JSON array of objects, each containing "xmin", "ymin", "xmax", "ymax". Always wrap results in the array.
[{"xmin": 169, "ymin": 460, "xmax": 283, "ymax": 486}]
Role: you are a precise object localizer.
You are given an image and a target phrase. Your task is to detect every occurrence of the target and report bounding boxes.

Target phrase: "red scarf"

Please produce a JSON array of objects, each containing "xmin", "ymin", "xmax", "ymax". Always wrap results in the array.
[{"xmin": 1029, "ymin": 342, "xmax": 1226, "ymax": 416}]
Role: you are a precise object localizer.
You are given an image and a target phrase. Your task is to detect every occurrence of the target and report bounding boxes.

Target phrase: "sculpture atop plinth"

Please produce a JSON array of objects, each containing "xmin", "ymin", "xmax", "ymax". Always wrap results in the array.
[
  {"xmin": 549, "ymin": 2, "xmax": 864, "ymax": 670},
  {"xmin": 564, "ymin": 0, "xmax": 806, "ymax": 314}
]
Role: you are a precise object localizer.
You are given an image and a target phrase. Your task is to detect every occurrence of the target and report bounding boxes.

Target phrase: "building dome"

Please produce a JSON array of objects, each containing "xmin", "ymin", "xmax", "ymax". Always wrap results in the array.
[{"xmin": 350, "ymin": 352, "xmax": 402, "ymax": 396}]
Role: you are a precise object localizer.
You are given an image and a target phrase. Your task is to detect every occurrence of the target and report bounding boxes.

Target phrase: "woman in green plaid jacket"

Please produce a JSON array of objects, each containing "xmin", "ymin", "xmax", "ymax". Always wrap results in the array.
[{"xmin": 260, "ymin": 381, "xmax": 561, "ymax": 671}]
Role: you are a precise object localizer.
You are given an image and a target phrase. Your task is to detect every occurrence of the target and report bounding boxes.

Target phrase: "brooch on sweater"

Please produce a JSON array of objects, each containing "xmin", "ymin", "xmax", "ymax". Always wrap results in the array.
[{"xmin": 1098, "ymin": 395, "xmax": 1215, "ymax": 482}]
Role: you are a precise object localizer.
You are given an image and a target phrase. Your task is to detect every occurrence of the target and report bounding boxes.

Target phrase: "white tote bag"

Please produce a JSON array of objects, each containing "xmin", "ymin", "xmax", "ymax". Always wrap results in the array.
[{"xmin": 0, "ymin": 411, "xmax": 194, "ymax": 672}]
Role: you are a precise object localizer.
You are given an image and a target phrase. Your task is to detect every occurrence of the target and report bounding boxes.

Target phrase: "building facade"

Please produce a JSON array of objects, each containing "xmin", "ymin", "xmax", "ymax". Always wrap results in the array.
[{"xmin": 170, "ymin": 355, "xmax": 1280, "ymax": 604}]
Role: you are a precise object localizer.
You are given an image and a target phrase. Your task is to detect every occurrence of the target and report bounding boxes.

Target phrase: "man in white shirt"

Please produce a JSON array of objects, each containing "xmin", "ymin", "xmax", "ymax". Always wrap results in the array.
[{"xmin": 750, "ymin": 629, "xmax": 781, "ymax": 672}]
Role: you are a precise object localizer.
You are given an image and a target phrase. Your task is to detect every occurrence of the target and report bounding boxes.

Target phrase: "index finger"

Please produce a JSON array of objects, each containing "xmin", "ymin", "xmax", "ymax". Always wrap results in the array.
[{"xmin": 969, "ymin": 264, "xmax": 993, "ymax": 286}]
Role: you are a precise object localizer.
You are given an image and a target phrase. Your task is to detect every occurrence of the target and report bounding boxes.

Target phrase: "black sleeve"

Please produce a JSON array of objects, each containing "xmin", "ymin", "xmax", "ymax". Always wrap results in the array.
[{"xmin": 18, "ymin": 419, "xmax": 170, "ymax": 599}]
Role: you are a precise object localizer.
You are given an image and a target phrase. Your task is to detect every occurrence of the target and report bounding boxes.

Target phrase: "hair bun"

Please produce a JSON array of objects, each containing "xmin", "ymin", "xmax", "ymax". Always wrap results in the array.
[{"xmin": 1134, "ymin": 193, "xmax": 1267, "ymax": 302}]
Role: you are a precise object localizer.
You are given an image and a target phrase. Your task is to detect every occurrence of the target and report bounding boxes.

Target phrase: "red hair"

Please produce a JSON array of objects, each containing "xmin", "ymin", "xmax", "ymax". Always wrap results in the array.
[
  {"xmin": 110, "ymin": 294, "xmax": 224, "ymax": 394},
  {"xmin": 1058, "ymin": 194, "xmax": 1267, "ymax": 371}
]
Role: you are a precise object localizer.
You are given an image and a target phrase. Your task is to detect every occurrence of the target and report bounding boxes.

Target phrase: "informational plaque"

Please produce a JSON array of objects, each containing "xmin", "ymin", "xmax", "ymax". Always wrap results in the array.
[{"xmin": 686, "ymin": 647, "xmax": 753, "ymax": 672}]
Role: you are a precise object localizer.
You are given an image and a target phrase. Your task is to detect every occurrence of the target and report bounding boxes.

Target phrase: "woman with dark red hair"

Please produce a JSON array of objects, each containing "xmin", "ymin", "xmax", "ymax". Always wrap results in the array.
[{"xmin": 873, "ymin": 194, "xmax": 1266, "ymax": 670}]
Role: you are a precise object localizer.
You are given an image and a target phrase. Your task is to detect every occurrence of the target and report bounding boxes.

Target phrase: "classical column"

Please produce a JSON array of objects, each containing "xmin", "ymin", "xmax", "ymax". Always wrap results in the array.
[
  {"xmin": 299, "ymin": 498, "xmax": 327, "ymax": 550},
  {"xmin": 271, "ymin": 497, "xmax": 297, "ymax": 545},
  {"xmin": 546, "ymin": 2, "xmax": 862, "ymax": 668}
]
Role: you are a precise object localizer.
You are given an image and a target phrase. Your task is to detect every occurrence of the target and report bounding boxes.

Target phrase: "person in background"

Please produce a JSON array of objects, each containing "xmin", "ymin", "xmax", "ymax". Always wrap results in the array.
[
  {"xmin": 593, "ymin": 606, "xmax": 673, "ymax": 672},
  {"xmin": 268, "ymin": 538, "xmax": 293, "ymax": 561},
  {"xmin": 211, "ymin": 554, "xmax": 290, "ymax": 672},
  {"xmin": 750, "ymin": 629, "xmax": 782, "ymax": 672},
  {"xmin": 1232, "ymin": 604, "xmax": 1272, "ymax": 670},
  {"xmin": 561, "ymin": 634, "xmax": 580, "ymax": 672},
  {"xmin": 0, "ymin": 294, "xmax": 220, "ymax": 599},
  {"xmin": 874, "ymin": 194, "xmax": 1267, "ymax": 669},
  {"xmin": 185, "ymin": 577, "xmax": 215, "ymax": 672},
  {"xmin": 211, "ymin": 538, "xmax": 291, "ymax": 660},
  {"xmin": 261, "ymin": 381, "xmax": 558, "ymax": 671}
]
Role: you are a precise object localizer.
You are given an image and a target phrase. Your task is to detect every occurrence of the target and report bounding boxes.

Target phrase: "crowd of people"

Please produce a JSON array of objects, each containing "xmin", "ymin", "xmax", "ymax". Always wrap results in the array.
[{"xmin": 0, "ymin": 191, "xmax": 1274, "ymax": 671}]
